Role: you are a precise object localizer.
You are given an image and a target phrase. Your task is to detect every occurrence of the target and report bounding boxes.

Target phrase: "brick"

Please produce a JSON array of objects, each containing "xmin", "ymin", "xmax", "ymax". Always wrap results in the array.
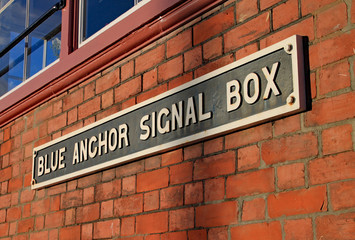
[
  {"xmin": 330, "ymin": 180, "xmax": 355, "ymax": 211},
  {"xmin": 76, "ymin": 203, "xmax": 100, "ymax": 223},
  {"xmin": 121, "ymin": 61, "xmax": 134, "ymax": 81},
  {"xmin": 224, "ymin": 12, "xmax": 270, "ymax": 52},
  {"xmin": 284, "ymin": 218, "xmax": 313, "ymax": 240},
  {"xmin": 84, "ymin": 82, "xmax": 95, "ymax": 101},
  {"xmin": 122, "ymin": 176, "xmax": 136, "ymax": 195},
  {"xmin": 136, "ymin": 211, "xmax": 168, "ymax": 234},
  {"xmin": 196, "ymin": 54, "xmax": 234, "ymax": 78},
  {"xmin": 196, "ymin": 201, "xmax": 238, "ymax": 227},
  {"xmin": 273, "ymin": 0, "xmax": 298, "ymax": 29},
  {"xmin": 63, "ymin": 89, "xmax": 83, "ymax": 111},
  {"xmin": 95, "ymin": 179, "xmax": 121, "ymax": 201},
  {"xmin": 20, "ymin": 189, "xmax": 35, "ymax": 203},
  {"xmin": 203, "ymin": 37, "xmax": 223, "ymax": 61},
  {"xmin": 0, "ymin": 223, "xmax": 8, "ymax": 237},
  {"xmin": 309, "ymin": 151, "xmax": 355, "ymax": 185},
  {"xmin": 67, "ymin": 107, "xmax": 78, "ymax": 125},
  {"xmin": 0, "ymin": 167, "xmax": 12, "ymax": 182},
  {"xmin": 143, "ymin": 68, "xmax": 158, "ymax": 91},
  {"xmin": 116, "ymin": 160, "xmax": 144, "ymax": 177},
  {"xmin": 144, "ymin": 190, "xmax": 159, "ymax": 211},
  {"xmin": 237, "ymin": 0, "xmax": 258, "ymax": 22},
  {"xmin": 30, "ymin": 230, "xmax": 48, "ymax": 239},
  {"xmin": 137, "ymin": 168, "xmax": 169, "ymax": 192},
  {"xmin": 10, "ymin": 119, "xmax": 25, "ymax": 137},
  {"xmin": 316, "ymin": 213, "xmax": 355, "ymax": 240},
  {"xmin": 6, "ymin": 207, "xmax": 21, "ymax": 222},
  {"xmin": 121, "ymin": 217, "xmax": 135, "ymax": 236},
  {"xmin": 268, "ymin": 186, "xmax": 327, "ymax": 218},
  {"xmin": 204, "ymin": 137, "xmax": 223, "ymax": 155},
  {"xmin": 226, "ymin": 123, "xmax": 272, "ymax": 149},
  {"xmin": 93, "ymin": 219, "xmax": 120, "ymax": 239},
  {"xmin": 235, "ymin": 43, "xmax": 258, "ymax": 60},
  {"xmin": 184, "ymin": 143, "xmax": 202, "ymax": 160},
  {"xmin": 274, "ymin": 115, "xmax": 301, "ymax": 136},
  {"xmin": 167, "ymin": 29, "xmax": 192, "ymax": 58},
  {"xmin": 309, "ymin": 30, "xmax": 355, "ymax": 69},
  {"xmin": 145, "ymin": 155, "xmax": 161, "ymax": 170},
  {"xmin": 185, "ymin": 182, "xmax": 203, "ymax": 205},
  {"xmin": 301, "ymin": 0, "xmax": 337, "ymax": 15},
  {"xmin": 115, "ymin": 76, "xmax": 141, "ymax": 103},
  {"xmin": 188, "ymin": 229, "xmax": 207, "ymax": 240},
  {"xmin": 162, "ymin": 149, "xmax": 183, "ymax": 166},
  {"xmin": 316, "ymin": 2, "xmax": 347, "ymax": 37},
  {"xmin": 322, "ymin": 124, "xmax": 352, "ymax": 155},
  {"xmin": 81, "ymin": 224, "xmax": 92, "ymax": 240},
  {"xmin": 194, "ymin": 151, "xmax": 235, "ymax": 180},
  {"xmin": 193, "ymin": 7, "xmax": 235, "ymax": 45},
  {"xmin": 135, "ymin": 44, "xmax": 165, "ymax": 74},
  {"xmin": 169, "ymin": 207, "xmax": 194, "ymax": 231},
  {"xmin": 184, "ymin": 47, "xmax": 202, "ymax": 71},
  {"xmin": 319, "ymin": 61, "xmax": 351, "ymax": 96},
  {"xmin": 205, "ymin": 177, "xmax": 225, "ymax": 202},
  {"xmin": 306, "ymin": 92, "xmax": 355, "ymax": 126},
  {"xmin": 45, "ymin": 211, "xmax": 64, "ymax": 228},
  {"xmin": 160, "ymin": 185, "xmax": 183, "ymax": 209},
  {"xmin": 101, "ymin": 200, "xmax": 113, "ymax": 219},
  {"xmin": 77, "ymin": 172, "xmax": 100, "ymax": 188},
  {"xmin": 31, "ymin": 198, "xmax": 50, "ymax": 216},
  {"xmin": 168, "ymin": 73, "xmax": 193, "ymax": 90},
  {"xmin": 114, "ymin": 194, "xmax": 143, "ymax": 216},
  {"xmin": 61, "ymin": 190, "xmax": 83, "ymax": 209},
  {"xmin": 137, "ymin": 84, "xmax": 167, "ymax": 103},
  {"xmin": 208, "ymin": 227, "xmax": 228, "ymax": 240},
  {"xmin": 242, "ymin": 198, "xmax": 265, "ymax": 221},
  {"xmin": 101, "ymin": 90, "xmax": 114, "ymax": 108},
  {"xmin": 35, "ymin": 105, "xmax": 53, "ymax": 125},
  {"xmin": 158, "ymin": 56, "xmax": 183, "ymax": 82},
  {"xmin": 277, "ymin": 163, "xmax": 305, "ymax": 190},
  {"xmin": 260, "ymin": 17, "xmax": 314, "ymax": 48},
  {"xmin": 1, "ymin": 140, "xmax": 13, "ymax": 156},
  {"xmin": 161, "ymin": 232, "xmax": 187, "ymax": 240},
  {"xmin": 262, "ymin": 132, "xmax": 318, "ymax": 165},
  {"xmin": 65, "ymin": 208, "xmax": 75, "ymax": 225},
  {"xmin": 59, "ymin": 225, "xmax": 81, "ymax": 240},
  {"xmin": 237, "ymin": 145, "xmax": 260, "ymax": 171},
  {"xmin": 48, "ymin": 113, "xmax": 67, "ymax": 133},
  {"xmin": 18, "ymin": 218, "xmax": 34, "ymax": 233},
  {"xmin": 0, "ymin": 210, "xmax": 5, "ymax": 223},
  {"xmin": 78, "ymin": 96, "xmax": 101, "ymax": 119},
  {"xmin": 231, "ymin": 222, "xmax": 282, "ymax": 240}
]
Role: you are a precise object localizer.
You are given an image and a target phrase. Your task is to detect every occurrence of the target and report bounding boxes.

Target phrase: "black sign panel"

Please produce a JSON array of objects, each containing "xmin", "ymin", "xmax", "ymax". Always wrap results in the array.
[{"xmin": 32, "ymin": 35, "xmax": 306, "ymax": 189}]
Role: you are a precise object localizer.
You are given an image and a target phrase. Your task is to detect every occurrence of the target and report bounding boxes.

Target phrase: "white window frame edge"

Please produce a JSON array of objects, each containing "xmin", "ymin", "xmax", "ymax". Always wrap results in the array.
[
  {"xmin": 78, "ymin": 0, "xmax": 151, "ymax": 48},
  {"xmin": 0, "ymin": 59, "xmax": 59, "ymax": 101}
]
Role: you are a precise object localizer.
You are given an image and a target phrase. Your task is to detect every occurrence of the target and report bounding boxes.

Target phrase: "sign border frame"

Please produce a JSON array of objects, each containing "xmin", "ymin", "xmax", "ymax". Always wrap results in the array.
[{"xmin": 32, "ymin": 35, "xmax": 306, "ymax": 189}]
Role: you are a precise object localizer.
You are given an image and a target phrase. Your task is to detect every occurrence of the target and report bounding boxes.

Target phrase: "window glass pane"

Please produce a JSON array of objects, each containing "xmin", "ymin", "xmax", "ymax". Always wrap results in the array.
[
  {"xmin": 29, "ymin": 0, "xmax": 59, "ymax": 25},
  {"xmin": 27, "ymin": 11, "xmax": 61, "ymax": 78},
  {"xmin": 0, "ymin": 0, "xmax": 26, "ymax": 95},
  {"xmin": 81, "ymin": 0, "xmax": 136, "ymax": 42},
  {"xmin": 0, "ymin": 0, "xmax": 62, "ymax": 97}
]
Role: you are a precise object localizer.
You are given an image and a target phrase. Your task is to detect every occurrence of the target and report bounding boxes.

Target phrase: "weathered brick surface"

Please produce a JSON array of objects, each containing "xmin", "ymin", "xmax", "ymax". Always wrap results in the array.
[{"xmin": 1, "ymin": 0, "xmax": 354, "ymax": 239}]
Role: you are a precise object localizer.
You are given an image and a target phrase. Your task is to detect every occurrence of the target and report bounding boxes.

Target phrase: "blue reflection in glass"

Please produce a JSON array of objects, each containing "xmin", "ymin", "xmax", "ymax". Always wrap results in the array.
[{"xmin": 82, "ymin": 0, "xmax": 136, "ymax": 41}]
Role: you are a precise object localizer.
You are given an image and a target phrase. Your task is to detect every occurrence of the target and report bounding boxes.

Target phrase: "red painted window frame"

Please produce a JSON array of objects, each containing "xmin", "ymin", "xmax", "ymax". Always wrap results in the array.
[{"xmin": 0, "ymin": 0, "xmax": 226, "ymax": 127}]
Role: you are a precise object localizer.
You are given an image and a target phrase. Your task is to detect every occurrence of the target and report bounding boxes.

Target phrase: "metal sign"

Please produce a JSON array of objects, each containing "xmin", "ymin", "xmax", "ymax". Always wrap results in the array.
[{"xmin": 32, "ymin": 35, "xmax": 306, "ymax": 189}]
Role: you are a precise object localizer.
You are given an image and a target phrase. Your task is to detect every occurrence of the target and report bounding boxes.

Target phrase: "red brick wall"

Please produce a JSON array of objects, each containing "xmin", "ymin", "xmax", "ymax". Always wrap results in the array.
[{"xmin": 1, "ymin": 0, "xmax": 354, "ymax": 239}]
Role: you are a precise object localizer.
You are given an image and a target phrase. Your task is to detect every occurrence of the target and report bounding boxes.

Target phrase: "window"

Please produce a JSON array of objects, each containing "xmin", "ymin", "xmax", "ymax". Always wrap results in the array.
[
  {"xmin": 0, "ymin": 0, "xmax": 222, "ymax": 127},
  {"xmin": 0, "ymin": 0, "xmax": 62, "ymax": 97},
  {"xmin": 79, "ymin": 0, "xmax": 144, "ymax": 45}
]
